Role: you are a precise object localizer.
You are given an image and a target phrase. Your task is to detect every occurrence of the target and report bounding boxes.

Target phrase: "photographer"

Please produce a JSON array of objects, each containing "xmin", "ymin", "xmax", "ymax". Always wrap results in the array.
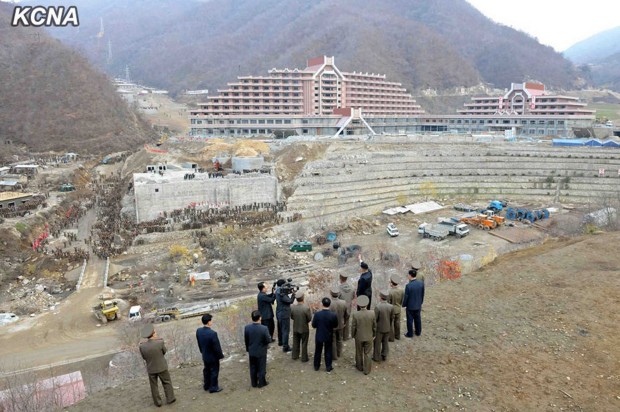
[{"xmin": 275, "ymin": 278, "xmax": 297, "ymax": 353}]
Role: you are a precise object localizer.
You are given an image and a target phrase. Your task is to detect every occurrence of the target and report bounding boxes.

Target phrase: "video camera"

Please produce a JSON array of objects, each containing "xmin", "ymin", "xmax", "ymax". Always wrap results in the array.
[{"xmin": 277, "ymin": 278, "xmax": 299, "ymax": 296}]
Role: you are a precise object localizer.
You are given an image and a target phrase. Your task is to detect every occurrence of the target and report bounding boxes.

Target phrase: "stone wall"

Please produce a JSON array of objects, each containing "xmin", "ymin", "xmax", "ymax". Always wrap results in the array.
[{"xmin": 134, "ymin": 174, "xmax": 278, "ymax": 223}]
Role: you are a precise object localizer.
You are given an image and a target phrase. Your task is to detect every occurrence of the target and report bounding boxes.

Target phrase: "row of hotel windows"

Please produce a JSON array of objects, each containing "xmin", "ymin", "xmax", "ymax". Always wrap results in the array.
[
  {"xmin": 472, "ymin": 98, "xmax": 563, "ymax": 104},
  {"xmin": 192, "ymin": 119, "xmax": 294, "ymax": 125},
  {"xmin": 437, "ymin": 119, "xmax": 566, "ymax": 125}
]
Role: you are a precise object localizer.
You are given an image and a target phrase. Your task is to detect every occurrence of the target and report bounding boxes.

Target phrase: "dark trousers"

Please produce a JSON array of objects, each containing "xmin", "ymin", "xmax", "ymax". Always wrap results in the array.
[
  {"xmin": 202, "ymin": 361, "xmax": 220, "ymax": 391},
  {"xmin": 278, "ymin": 317, "xmax": 291, "ymax": 349},
  {"xmin": 261, "ymin": 318, "xmax": 275, "ymax": 339},
  {"xmin": 314, "ymin": 339, "xmax": 333, "ymax": 371},
  {"xmin": 147, "ymin": 370, "xmax": 175, "ymax": 406},
  {"xmin": 276, "ymin": 315, "xmax": 283, "ymax": 344},
  {"xmin": 248, "ymin": 355, "xmax": 267, "ymax": 387},
  {"xmin": 292, "ymin": 331, "xmax": 309, "ymax": 361},
  {"xmin": 405, "ymin": 308, "xmax": 422, "ymax": 337}
]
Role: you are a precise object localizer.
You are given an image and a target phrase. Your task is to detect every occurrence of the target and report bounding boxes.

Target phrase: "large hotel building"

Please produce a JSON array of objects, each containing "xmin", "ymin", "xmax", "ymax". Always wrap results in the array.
[{"xmin": 189, "ymin": 56, "xmax": 595, "ymax": 138}]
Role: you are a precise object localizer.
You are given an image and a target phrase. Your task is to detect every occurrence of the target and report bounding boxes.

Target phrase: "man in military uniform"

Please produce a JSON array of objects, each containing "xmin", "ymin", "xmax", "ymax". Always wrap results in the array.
[
  {"xmin": 351, "ymin": 295, "xmax": 376, "ymax": 375},
  {"xmin": 387, "ymin": 273, "xmax": 405, "ymax": 342},
  {"xmin": 329, "ymin": 286, "xmax": 347, "ymax": 360},
  {"xmin": 338, "ymin": 273, "xmax": 355, "ymax": 340},
  {"xmin": 290, "ymin": 290, "xmax": 312, "ymax": 362},
  {"xmin": 139, "ymin": 324, "xmax": 176, "ymax": 407},
  {"xmin": 373, "ymin": 290, "xmax": 396, "ymax": 362}
]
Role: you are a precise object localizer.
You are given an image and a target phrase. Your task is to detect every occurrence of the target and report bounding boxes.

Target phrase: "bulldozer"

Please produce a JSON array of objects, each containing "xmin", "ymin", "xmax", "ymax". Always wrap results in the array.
[{"xmin": 93, "ymin": 300, "xmax": 121, "ymax": 324}]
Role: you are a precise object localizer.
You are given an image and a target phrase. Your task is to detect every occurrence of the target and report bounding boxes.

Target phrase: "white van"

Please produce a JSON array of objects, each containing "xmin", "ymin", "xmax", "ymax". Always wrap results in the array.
[{"xmin": 386, "ymin": 223, "xmax": 399, "ymax": 237}]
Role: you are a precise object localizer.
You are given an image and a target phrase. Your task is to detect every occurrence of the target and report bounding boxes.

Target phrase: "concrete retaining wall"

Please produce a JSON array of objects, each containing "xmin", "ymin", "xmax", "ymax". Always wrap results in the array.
[
  {"xmin": 134, "ymin": 174, "xmax": 278, "ymax": 223},
  {"xmin": 285, "ymin": 141, "xmax": 620, "ymax": 223}
]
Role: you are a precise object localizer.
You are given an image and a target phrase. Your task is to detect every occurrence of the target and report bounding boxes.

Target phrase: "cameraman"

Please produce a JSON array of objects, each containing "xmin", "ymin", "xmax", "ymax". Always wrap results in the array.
[{"xmin": 275, "ymin": 278, "xmax": 296, "ymax": 353}]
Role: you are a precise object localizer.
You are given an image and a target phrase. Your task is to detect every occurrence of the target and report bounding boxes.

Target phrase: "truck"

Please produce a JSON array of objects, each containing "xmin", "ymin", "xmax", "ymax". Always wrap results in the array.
[
  {"xmin": 481, "ymin": 210, "xmax": 505, "ymax": 226},
  {"xmin": 418, "ymin": 223, "xmax": 449, "ymax": 241},
  {"xmin": 459, "ymin": 213, "xmax": 498, "ymax": 230},
  {"xmin": 488, "ymin": 200, "xmax": 508, "ymax": 212},
  {"xmin": 437, "ymin": 219, "xmax": 470, "ymax": 238}
]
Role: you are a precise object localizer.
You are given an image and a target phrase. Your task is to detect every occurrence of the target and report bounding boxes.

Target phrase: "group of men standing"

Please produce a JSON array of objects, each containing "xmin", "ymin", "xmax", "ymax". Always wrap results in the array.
[{"xmin": 137, "ymin": 259, "xmax": 425, "ymax": 406}]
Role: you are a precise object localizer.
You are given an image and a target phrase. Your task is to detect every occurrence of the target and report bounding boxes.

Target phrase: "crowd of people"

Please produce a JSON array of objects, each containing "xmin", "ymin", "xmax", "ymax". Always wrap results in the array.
[{"xmin": 138, "ymin": 258, "xmax": 426, "ymax": 407}]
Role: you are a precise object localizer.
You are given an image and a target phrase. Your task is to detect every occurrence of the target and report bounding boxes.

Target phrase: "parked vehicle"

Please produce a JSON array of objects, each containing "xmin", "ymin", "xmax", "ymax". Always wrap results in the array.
[
  {"xmin": 437, "ymin": 219, "xmax": 470, "ymax": 238},
  {"xmin": 481, "ymin": 210, "xmax": 505, "ymax": 226},
  {"xmin": 386, "ymin": 223, "xmax": 399, "ymax": 237},
  {"xmin": 289, "ymin": 241, "xmax": 313, "ymax": 252},
  {"xmin": 418, "ymin": 223, "xmax": 449, "ymax": 241},
  {"xmin": 459, "ymin": 213, "xmax": 498, "ymax": 230},
  {"xmin": 488, "ymin": 200, "xmax": 508, "ymax": 212}
]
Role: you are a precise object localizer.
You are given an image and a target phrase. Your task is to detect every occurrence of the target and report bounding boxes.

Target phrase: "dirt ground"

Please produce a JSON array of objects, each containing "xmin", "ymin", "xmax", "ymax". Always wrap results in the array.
[{"xmin": 69, "ymin": 232, "xmax": 620, "ymax": 412}]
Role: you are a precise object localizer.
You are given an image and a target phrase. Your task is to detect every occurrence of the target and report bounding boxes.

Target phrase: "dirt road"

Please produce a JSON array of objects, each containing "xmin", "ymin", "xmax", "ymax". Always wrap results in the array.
[{"xmin": 0, "ymin": 258, "xmax": 119, "ymax": 373}]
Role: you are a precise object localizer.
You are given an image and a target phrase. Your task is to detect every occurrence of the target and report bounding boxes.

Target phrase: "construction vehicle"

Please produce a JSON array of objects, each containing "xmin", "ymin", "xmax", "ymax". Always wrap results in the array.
[
  {"xmin": 144, "ymin": 307, "xmax": 181, "ymax": 323},
  {"xmin": 418, "ymin": 223, "xmax": 449, "ymax": 241},
  {"xmin": 437, "ymin": 219, "xmax": 470, "ymax": 238},
  {"xmin": 93, "ymin": 300, "xmax": 121, "ymax": 324},
  {"xmin": 459, "ymin": 213, "xmax": 498, "ymax": 230},
  {"xmin": 481, "ymin": 210, "xmax": 506, "ymax": 226}
]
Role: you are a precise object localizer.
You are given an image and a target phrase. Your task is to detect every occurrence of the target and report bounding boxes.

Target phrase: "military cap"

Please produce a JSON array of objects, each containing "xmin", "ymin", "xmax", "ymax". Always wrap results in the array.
[
  {"xmin": 357, "ymin": 295, "xmax": 369, "ymax": 307},
  {"xmin": 410, "ymin": 260, "xmax": 422, "ymax": 270},
  {"xmin": 141, "ymin": 323, "xmax": 155, "ymax": 339},
  {"xmin": 379, "ymin": 290, "xmax": 389, "ymax": 299},
  {"xmin": 339, "ymin": 272, "xmax": 350, "ymax": 279},
  {"xmin": 330, "ymin": 286, "xmax": 340, "ymax": 297},
  {"xmin": 295, "ymin": 290, "xmax": 305, "ymax": 300},
  {"xmin": 390, "ymin": 274, "xmax": 401, "ymax": 285}
]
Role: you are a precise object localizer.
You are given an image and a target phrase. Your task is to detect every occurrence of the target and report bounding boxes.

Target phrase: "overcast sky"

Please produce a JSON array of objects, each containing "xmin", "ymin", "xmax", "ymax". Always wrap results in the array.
[{"xmin": 466, "ymin": 0, "xmax": 619, "ymax": 51}]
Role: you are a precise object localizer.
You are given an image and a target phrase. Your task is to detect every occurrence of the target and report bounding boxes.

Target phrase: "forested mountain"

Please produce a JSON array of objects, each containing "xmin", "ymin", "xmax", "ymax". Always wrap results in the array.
[
  {"xmin": 0, "ymin": 3, "xmax": 154, "ymax": 154},
  {"xmin": 564, "ymin": 26, "xmax": 620, "ymax": 91},
  {"xmin": 40, "ymin": 0, "xmax": 581, "ymax": 96}
]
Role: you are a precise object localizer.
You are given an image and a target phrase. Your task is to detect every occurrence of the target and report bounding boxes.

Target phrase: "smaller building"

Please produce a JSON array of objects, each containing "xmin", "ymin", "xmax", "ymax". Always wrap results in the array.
[
  {"xmin": 0, "ymin": 180, "xmax": 22, "ymax": 192},
  {"xmin": 0, "ymin": 191, "xmax": 33, "ymax": 209},
  {"xmin": 10, "ymin": 165, "xmax": 39, "ymax": 175}
]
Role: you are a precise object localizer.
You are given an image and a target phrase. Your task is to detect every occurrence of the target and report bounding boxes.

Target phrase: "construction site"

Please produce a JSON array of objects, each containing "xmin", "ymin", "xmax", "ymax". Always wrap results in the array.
[{"xmin": 0, "ymin": 135, "xmax": 619, "ymax": 411}]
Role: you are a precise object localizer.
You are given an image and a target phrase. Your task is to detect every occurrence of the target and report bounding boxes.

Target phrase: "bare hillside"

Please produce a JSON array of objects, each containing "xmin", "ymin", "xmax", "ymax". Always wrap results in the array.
[{"xmin": 0, "ymin": 3, "xmax": 154, "ymax": 154}]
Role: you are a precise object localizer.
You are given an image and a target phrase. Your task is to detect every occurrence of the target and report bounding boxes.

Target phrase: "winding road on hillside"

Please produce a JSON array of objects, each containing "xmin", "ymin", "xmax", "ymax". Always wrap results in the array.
[{"xmin": 0, "ymin": 256, "xmax": 121, "ymax": 375}]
